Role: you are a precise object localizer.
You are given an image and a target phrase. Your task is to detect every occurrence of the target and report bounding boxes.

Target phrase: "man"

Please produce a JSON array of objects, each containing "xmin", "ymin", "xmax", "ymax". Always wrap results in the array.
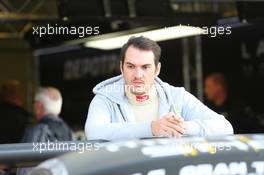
[
  {"xmin": 17, "ymin": 87, "xmax": 74, "ymax": 175},
  {"xmin": 0, "ymin": 79, "xmax": 31, "ymax": 143},
  {"xmin": 204, "ymin": 73, "xmax": 262, "ymax": 133},
  {"xmin": 21, "ymin": 87, "xmax": 74, "ymax": 142},
  {"xmin": 204, "ymin": 73, "xmax": 230, "ymax": 116},
  {"xmin": 85, "ymin": 36, "xmax": 233, "ymax": 140}
]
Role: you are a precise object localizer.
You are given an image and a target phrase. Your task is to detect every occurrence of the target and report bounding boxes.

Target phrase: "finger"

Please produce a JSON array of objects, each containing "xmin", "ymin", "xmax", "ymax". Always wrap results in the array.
[
  {"xmin": 164, "ymin": 118, "xmax": 186, "ymax": 129},
  {"xmin": 163, "ymin": 120, "xmax": 186, "ymax": 134},
  {"xmin": 161, "ymin": 124, "xmax": 182, "ymax": 138},
  {"xmin": 160, "ymin": 124, "xmax": 174, "ymax": 137},
  {"xmin": 167, "ymin": 118, "xmax": 187, "ymax": 130},
  {"xmin": 159, "ymin": 128, "xmax": 171, "ymax": 137},
  {"xmin": 163, "ymin": 112, "xmax": 176, "ymax": 119},
  {"xmin": 168, "ymin": 118, "xmax": 185, "ymax": 129},
  {"xmin": 165, "ymin": 113, "xmax": 184, "ymax": 122},
  {"xmin": 172, "ymin": 114, "xmax": 184, "ymax": 122}
]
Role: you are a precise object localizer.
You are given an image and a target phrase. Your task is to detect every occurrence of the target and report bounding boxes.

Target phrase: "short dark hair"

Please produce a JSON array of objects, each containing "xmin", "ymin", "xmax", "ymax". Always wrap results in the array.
[{"xmin": 120, "ymin": 36, "xmax": 161, "ymax": 66}]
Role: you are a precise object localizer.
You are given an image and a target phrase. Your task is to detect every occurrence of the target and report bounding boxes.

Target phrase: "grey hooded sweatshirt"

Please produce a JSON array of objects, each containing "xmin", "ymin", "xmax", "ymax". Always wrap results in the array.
[{"xmin": 85, "ymin": 75, "xmax": 233, "ymax": 140}]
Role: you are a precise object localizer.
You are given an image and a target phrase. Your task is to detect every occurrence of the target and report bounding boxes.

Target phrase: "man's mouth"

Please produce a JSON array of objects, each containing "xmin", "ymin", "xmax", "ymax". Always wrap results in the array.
[
  {"xmin": 132, "ymin": 81, "xmax": 144, "ymax": 84},
  {"xmin": 133, "ymin": 83, "xmax": 144, "ymax": 88}
]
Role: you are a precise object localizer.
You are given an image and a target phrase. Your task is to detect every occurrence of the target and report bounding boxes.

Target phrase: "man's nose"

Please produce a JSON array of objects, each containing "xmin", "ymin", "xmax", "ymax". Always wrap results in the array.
[{"xmin": 135, "ymin": 68, "xmax": 143, "ymax": 78}]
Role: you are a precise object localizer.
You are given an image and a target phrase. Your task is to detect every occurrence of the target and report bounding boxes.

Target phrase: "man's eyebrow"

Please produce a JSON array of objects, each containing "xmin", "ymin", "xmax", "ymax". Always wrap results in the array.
[
  {"xmin": 125, "ymin": 62, "xmax": 152, "ymax": 66},
  {"xmin": 142, "ymin": 64, "xmax": 152, "ymax": 67},
  {"xmin": 125, "ymin": 62, "xmax": 135, "ymax": 65}
]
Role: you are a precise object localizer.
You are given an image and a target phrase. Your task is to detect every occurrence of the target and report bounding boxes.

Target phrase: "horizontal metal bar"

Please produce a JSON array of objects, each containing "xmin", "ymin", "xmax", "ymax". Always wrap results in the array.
[
  {"xmin": 0, "ymin": 32, "xmax": 21, "ymax": 38},
  {"xmin": 0, "ymin": 140, "xmax": 108, "ymax": 167},
  {"xmin": 0, "ymin": 13, "xmax": 58, "ymax": 22}
]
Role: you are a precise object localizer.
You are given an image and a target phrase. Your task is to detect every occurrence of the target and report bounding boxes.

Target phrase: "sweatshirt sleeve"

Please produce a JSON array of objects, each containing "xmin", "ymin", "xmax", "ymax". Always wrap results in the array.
[
  {"xmin": 181, "ymin": 89, "xmax": 234, "ymax": 136},
  {"xmin": 85, "ymin": 95, "xmax": 153, "ymax": 141}
]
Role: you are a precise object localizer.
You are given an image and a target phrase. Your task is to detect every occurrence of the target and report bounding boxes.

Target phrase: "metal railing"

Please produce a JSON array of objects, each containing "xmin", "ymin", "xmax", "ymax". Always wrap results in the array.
[{"xmin": 0, "ymin": 140, "xmax": 108, "ymax": 167}]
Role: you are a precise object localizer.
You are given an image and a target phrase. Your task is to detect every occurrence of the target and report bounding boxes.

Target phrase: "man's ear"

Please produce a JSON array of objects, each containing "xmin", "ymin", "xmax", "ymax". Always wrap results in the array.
[
  {"xmin": 155, "ymin": 62, "xmax": 161, "ymax": 76},
  {"xmin": 120, "ymin": 61, "xmax": 123, "ymax": 74}
]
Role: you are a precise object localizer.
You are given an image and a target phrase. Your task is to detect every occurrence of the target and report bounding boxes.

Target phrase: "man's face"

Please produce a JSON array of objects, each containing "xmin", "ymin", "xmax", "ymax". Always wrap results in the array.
[
  {"xmin": 204, "ymin": 78, "xmax": 221, "ymax": 101},
  {"xmin": 34, "ymin": 101, "xmax": 44, "ymax": 121},
  {"xmin": 121, "ymin": 46, "xmax": 160, "ymax": 95}
]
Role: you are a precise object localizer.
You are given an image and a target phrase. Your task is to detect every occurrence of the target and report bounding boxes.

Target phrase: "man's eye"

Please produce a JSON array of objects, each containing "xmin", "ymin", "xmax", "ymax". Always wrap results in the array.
[
  {"xmin": 143, "ymin": 66, "xmax": 150, "ymax": 70},
  {"xmin": 127, "ymin": 65, "xmax": 134, "ymax": 69}
]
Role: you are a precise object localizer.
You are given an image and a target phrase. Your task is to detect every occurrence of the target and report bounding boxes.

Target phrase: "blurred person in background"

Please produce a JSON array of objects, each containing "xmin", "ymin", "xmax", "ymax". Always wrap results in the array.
[
  {"xmin": 0, "ymin": 79, "xmax": 31, "ymax": 143},
  {"xmin": 17, "ymin": 87, "xmax": 74, "ymax": 175},
  {"xmin": 0, "ymin": 164, "xmax": 9, "ymax": 175},
  {"xmin": 21, "ymin": 86, "xmax": 74, "ymax": 142},
  {"xmin": 204, "ymin": 72, "xmax": 263, "ymax": 134}
]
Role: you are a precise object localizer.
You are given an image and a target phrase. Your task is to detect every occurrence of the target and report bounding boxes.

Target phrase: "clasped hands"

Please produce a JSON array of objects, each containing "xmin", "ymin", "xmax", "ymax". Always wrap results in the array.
[{"xmin": 151, "ymin": 112, "xmax": 187, "ymax": 138}]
